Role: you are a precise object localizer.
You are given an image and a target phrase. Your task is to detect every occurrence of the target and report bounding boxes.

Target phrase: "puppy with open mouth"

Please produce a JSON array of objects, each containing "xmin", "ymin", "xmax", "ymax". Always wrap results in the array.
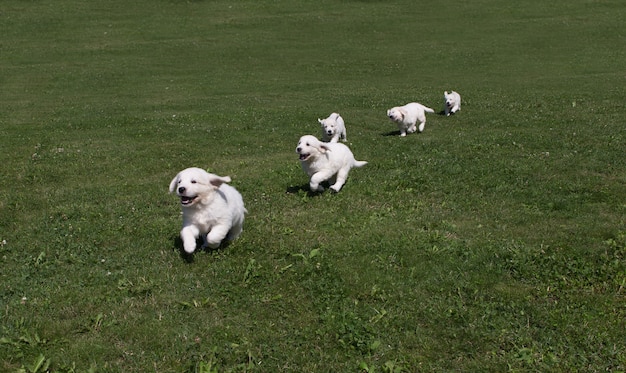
[
  {"xmin": 169, "ymin": 167, "xmax": 246, "ymax": 254},
  {"xmin": 318, "ymin": 112, "xmax": 347, "ymax": 143},
  {"xmin": 444, "ymin": 90, "xmax": 461, "ymax": 116},
  {"xmin": 296, "ymin": 135, "xmax": 367, "ymax": 193}
]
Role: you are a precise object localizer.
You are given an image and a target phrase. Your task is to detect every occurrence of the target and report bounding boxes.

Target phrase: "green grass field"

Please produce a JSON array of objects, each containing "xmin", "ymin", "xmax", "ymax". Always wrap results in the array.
[{"xmin": 1, "ymin": 0, "xmax": 625, "ymax": 371}]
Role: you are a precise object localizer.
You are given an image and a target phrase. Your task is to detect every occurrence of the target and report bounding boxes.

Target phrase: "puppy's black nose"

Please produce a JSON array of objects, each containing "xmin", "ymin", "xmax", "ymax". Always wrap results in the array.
[
  {"xmin": 178, "ymin": 186, "xmax": 186, "ymax": 194},
  {"xmin": 296, "ymin": 147, "xmax": 301, "ymax": 152}
]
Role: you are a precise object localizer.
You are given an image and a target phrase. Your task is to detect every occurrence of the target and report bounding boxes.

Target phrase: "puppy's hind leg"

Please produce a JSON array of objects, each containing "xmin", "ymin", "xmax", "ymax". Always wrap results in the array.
[
  {"xmin": 417, "ymin": 121, "xmax": 426, "ymax": 133},
  {"xmin": 226, "ymin": 221, "xmax": 244, "ymax": 242},
  {"xmin": 330, "ymin": 168, "xmax": 350, "ymax": 192}
]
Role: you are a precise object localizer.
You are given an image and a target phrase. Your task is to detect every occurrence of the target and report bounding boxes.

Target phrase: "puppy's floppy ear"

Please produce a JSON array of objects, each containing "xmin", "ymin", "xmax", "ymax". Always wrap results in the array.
[
  {"xmin": 318, "ymin": 143, "xmax": 332, "ymax": 153},
  {"xmin": 318, "ymin": 118, "xmax": 324, "ymax": 127},
  {"xmin": 398, "ymin": 108, "xmax": 407, "ymax": 120},
  {"xmin": 444, "ymin": 91, "xmax": 449, "ymax": 96},
  {"xmin": 169, "ymin": 174, "xmax": 180, "ymax": 193},
  {"xmin": 208, "ymin": 175, "xmax": 232, "ymax": 188},
  {"xmin": 307, "ymin": 137, "xmax": 330, "ymax": 153}
]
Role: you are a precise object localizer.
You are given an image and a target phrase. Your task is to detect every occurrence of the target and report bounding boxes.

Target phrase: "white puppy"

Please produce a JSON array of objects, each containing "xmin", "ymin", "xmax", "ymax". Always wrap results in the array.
[
  {"xmin": 444, "ymin": 90, "xmax": 461, "ymax": 116},
  {"xmin": 318, "ymin": 112, "xmax": 347, "ymax": 143},
  {"xmin": 387, "ymin": 102, "xmax": 435, "ymax": 136},
  {"xmin": 169, "ymin": 167, "xmax": 246, "ymax": 254},
  {"xmin": 296, "ymin": 135, "xmax": 367, "ymax": 192}
]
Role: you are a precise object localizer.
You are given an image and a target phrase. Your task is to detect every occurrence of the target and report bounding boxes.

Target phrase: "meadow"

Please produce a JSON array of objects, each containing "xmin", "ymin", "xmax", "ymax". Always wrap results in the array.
[{"xmin": 1, "ymin": 0, "xmax": 625, "ymax": 371}]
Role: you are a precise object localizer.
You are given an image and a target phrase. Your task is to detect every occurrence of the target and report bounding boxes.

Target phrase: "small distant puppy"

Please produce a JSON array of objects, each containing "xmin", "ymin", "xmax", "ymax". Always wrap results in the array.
[
  {"xmin": 387, "ymin": 102, "xmax": 435, "ymax": 136},
  {"xmin": 296, "ymin": 135, "xmax": 367, "ymax": 192},
  {"xmin": 444, "ymin": 91, "xmax": 461, "ymax": 116},
  {"xmin": 169, "ymin": 167, "xmax": 246, "ymax": 254},
  {"xmin": 318, "ymin": 112, "xmax": 347, "ymax": 143}
]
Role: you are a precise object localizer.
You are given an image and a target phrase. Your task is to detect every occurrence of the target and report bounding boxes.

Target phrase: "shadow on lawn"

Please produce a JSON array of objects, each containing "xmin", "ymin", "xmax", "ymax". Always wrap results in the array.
[
  {"xmin": 286, "ymin": 183, "xmax": 337, "ymax": 197},
  {"xmin": 381, "ymin": 130, "xmax": 402, "ymax": 136},
  {"xmin": 171, "ymin": 235, "xmax": 230, "ymax": 263}
]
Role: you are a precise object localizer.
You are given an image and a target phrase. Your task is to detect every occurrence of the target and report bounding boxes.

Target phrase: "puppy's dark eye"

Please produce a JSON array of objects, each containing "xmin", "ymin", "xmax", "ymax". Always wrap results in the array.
[
  {"xmin": 306, "ymin": 142, "xmax": 310, "ymax": 146},
  {"xmin": 191, "ymin": 180, "xmax": 197, "ymax": 184}
]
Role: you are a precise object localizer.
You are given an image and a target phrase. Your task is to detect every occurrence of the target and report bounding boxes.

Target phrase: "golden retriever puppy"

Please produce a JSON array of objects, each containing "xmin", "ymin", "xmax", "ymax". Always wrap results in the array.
[
  {"xmin": 169, "ymin": 167, "xmax": 246, "ymax": 253},
  {"xmin": 444, "ymin": 90, "xmax": 461, "ymax": 116},
  {"xmin": 387, "ymin": 102, "xmax": 435, "ymax": 135},
  {"xmin": 296, "ymin": 135, "xmax": 367, "ymax": 192},
  {"xmin": 318, "ymin": 112, "xmax": 347, "ymax": 143}
]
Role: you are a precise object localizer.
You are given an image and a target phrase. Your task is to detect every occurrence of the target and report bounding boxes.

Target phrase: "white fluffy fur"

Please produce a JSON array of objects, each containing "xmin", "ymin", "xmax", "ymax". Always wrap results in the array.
[
  {"xmin": 318, "ymin": 112, "xmax": 347, "ymax": 143},
  {"xmin": 387, "ymin": 102, "xmax": 435, "ymax": 136},
  {"xmin": 296, "ymin": 135, "xmax": 367, "ymax": 192},
  {"xmin": 444, "ymin": 90, "xmax": 461, "ymax": 116},
  {"xmin": 169, "ymin": 167, "xmax": 246, "ymax": 254}
]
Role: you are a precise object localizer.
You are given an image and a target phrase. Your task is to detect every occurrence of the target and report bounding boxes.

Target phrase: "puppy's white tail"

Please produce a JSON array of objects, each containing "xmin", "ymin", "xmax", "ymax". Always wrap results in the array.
[
  {"xmin": 424, "ymin": 106, "xmax": 435, "ymax": 113},
  {"xmin": 354, "ymin": 160, "xmax": 368, "ymax": 168}
]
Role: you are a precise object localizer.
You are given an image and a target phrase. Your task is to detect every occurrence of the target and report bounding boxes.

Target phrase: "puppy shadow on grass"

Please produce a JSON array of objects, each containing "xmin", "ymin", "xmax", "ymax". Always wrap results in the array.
[
  {"xmin": 172, "ymin": 235, "xmax": 230, "ymax": 263},
  {"xmin": 382, "ymin": 130, "xmax": 402, "ymax": 137},
  {"xmin": 286, "ymin": 183, "xmax": 334, "ymax": 197}
]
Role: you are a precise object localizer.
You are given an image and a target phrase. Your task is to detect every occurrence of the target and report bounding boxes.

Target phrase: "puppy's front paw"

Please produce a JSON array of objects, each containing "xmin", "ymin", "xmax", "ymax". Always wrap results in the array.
[
  {"xmin": 330, "ymin": 185, "xmax": 342, "ymax": 193},
  {"xmin": 310, "ymin": 184, "xmax": 324, "ymax": 192},
  {"xmin": 203, "ymin": 241, "xmax": 220, "ymax": 250},
  {"xmin": 183, "ymin": 242, "xmax": 197, "ymax": 254}
]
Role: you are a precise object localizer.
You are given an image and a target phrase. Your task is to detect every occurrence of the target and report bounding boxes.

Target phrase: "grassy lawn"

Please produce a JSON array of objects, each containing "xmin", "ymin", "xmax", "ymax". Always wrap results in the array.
[{"xmin": 1, "ymin": 0, "xmax": 625, "ymax": 371}]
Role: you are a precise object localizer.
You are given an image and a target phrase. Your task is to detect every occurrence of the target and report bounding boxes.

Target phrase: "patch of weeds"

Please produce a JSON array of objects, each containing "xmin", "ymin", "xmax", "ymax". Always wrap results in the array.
[
  {"xmin": 319, "ymin": 308, "xmax": 379, "ymax": 355},
  {"xmin": 178, "ymin": 298, "xmax": 215, "ymax": 310},
  {"xmin": 501, "ymin": 233, "xmax": 626, "ymax": 294},
  {"xmin": 291, "ymin": 248, "xmax": 320, "ymax": 266},
  {"xmin": 0, "ymin": 318, "xmax": 51, "ymax": 369},
  {"xmin": 117, "ymin": 277, "xmax": 155, "ymax": 297},
  {"xmin": 285, "ymin": 248, "xmax": 387, "ymax": 355},
  {"xmin": 191, "ymin": 347, "xmax": 219, "ymax": 373},
  {"xmin": 359, "ymin": 359, "xmax": 407, "ymax": 373},
  {"xmin": 511, "ymin": 346, "xmax": 560, "ymax": 371},
  {"xmin": 187, "ymin": 345, "xmax": 258, "ymax": 373},
  {"xmin": 15, "ymin": 354, "xmax": 50, "ymax": 373},
  {"xmin": 242, "ymin": 258, "xmax": 259, "ymax": 286},
  {"xmin": 286, "ymin": 247, "xmax": 349, "ymax": 307},
  {"xmin": 603, "ymin": 231, "xmax": 626, "ymax": 292},
  {"xmin": 75, "ymin": 312, "xmax": 114, "ymax": 335}
]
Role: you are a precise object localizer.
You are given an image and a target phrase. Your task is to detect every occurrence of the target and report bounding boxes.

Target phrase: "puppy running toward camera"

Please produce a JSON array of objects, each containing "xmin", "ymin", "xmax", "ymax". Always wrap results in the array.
[
  {"xmin": 169, "ymin": 167, "xmax": 246, "ymax": 254},
  {"xmin": 387, "ymin": 102, "xmax": 435, "ymax": 136},
  {"xmin": 318, "ymin": 112, "xmax": 347, "ymax": 143},
  {"xmin": 296, "ymin": 135, "xmax": 367, "ymax": 193},
  {"xmin": 444, "ymin": 90, "xmax": 461, "ymax": 116}
]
